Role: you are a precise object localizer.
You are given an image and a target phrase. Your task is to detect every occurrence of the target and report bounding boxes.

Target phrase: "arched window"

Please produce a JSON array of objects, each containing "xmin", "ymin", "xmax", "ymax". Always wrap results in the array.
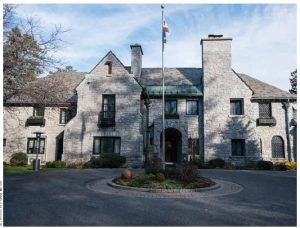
[{"xmin": 271, "ymin": 136, "xmax": 285, "ymax": 158}]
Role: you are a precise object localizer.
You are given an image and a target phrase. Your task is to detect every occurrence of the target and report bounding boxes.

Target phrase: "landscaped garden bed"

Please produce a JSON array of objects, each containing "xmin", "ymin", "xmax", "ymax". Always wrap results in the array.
[
  {"xmin": 113, "ymin": 173, "xmax": 215, "ymax": 190},
  {"xmin": 112, "ymin": 156, "xmax": 215, "ymax": 190}
]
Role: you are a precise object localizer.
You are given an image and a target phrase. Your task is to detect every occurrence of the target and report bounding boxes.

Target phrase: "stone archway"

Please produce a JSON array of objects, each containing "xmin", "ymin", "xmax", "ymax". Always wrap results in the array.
[{"xmin": 160, "ymin": 128, "xmax": 182, "ymax": 163}]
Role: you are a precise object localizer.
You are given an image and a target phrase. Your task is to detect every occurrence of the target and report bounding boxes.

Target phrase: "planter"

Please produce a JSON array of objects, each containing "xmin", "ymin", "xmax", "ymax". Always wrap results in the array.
[
  {"xmin": 26, "ymin": 118, "xmax": 45, "ymax": 126},
  {"xmin": 256, "ymin": 117, "xmax": 276, "ymax": 126}
]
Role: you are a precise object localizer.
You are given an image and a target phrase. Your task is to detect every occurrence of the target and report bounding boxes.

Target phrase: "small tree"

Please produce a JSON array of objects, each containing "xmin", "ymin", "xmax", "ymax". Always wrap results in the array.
[{"xmin": 289, "ymin": 69, "xmax": 297, "ymax": 94}]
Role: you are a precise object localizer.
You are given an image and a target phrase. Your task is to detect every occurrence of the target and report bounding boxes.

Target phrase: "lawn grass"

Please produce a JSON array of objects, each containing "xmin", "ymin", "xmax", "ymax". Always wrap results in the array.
[
  {"xmin": 4, "ymin": 166, "xmax": 34, "ymax": 175},
  {"xmin": 3, "ymin": 166, "xmax": 69, "ymax": 175}
]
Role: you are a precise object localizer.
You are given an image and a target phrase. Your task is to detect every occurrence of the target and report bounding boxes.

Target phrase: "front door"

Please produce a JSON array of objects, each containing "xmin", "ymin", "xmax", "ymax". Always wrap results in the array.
[{"xmin": 162, "ymin": 128, "xmax": 182, "ymax": 163}]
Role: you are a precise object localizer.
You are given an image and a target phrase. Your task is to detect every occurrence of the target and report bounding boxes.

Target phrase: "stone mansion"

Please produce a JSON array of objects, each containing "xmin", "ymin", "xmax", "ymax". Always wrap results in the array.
[{"xmin": 4, "ymin": 35, "xmax": 297, "ymax": 166}]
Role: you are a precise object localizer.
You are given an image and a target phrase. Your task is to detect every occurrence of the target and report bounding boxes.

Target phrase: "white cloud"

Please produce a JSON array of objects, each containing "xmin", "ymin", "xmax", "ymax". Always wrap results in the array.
[{"xmin": 15, "ymin": 4, "xmax": 296, "ymax": 91}]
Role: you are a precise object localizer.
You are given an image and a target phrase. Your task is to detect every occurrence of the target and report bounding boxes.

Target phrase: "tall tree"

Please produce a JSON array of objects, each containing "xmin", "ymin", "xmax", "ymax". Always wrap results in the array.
[
  {"xmin": 3, "ymin": 4, "xmax": 67, "ymax": 104},
  {"xmin": 289, "ymin": 69, "xmax": 297, "ymax": 94}
]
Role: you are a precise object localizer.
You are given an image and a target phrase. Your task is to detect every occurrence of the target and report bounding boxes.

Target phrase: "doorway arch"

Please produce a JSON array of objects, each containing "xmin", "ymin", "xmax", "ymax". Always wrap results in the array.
[{"xmin": 160, "ymin": 128, "xmax": 182, "ymax": 163}]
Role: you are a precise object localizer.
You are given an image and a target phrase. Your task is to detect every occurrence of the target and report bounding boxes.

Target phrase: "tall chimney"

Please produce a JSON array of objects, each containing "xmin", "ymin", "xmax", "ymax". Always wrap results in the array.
[
  {"xmin": 130, "ymin": 44, "xmax": 143, "ymax": 80},
  {"xmin": 201, "ymin": 35, "xmax": 232, "ymax": 72}
]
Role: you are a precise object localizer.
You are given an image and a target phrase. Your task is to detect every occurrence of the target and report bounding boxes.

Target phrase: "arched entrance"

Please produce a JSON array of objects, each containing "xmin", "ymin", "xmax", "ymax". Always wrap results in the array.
[{"xmin": 161, "ymin": 128, "xmax": 182, "ymax": 163}]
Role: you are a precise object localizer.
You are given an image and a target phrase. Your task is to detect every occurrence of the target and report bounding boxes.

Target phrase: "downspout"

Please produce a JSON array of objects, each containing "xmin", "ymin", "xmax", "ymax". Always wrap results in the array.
[{"xmin": 282, "ymin": 101, "xmax": 292, "ymax": 162}]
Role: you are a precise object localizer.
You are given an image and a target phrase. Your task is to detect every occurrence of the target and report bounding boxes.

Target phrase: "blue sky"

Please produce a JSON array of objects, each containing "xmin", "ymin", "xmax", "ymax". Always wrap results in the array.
[{"xmin": 15, "ymin": 4, "xmax": 297, "ymax": 90}]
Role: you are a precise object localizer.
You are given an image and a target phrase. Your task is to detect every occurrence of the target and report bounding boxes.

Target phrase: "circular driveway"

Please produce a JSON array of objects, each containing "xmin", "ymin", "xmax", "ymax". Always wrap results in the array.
[{"xmin": 3, "ymin": 169, "xmax": 296, "ymax": 226}]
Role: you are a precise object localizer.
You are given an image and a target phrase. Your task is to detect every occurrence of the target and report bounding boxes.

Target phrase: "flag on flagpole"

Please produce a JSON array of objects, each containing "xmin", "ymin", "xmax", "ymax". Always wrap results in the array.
[{"xmin": 162, "ymin": 18, "xmax": 169, "ymax": 51}]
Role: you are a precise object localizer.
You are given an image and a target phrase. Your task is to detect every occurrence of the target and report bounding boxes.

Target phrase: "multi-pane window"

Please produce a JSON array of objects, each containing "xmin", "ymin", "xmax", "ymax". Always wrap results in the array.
[
  {"xmin": 188, "ymin": 138, "xmax": 199, "ymax": 155},
  {"xmin": 33, "ymin": 106, "xmax": 45, "ymax": 117},
  {"xmin": 259, "ymin": 103, "xmax": 272, "ymax": 118},
  {"xmin": 59, "ymin": 108, "xmax": 67, "ymax": 124},
  {"xmin": 27, "ymin": 138, "xmax": 45, "ymax": 154},
  {"xmin": 93, "ymin": 137, "xmax": 121, "ymax": 154},
  {"xmin": 102, "ymin": 95, "xmax": 115, "ymax": 119},
  {"xmin": 186, "ymin": 100, "xmax": 199, "ymax": 115},
  {"xmin": 165, "ymin": 100, "xmax": 177, "ymax": 114},
  {"xmin": 230, "ymin": 99, "xmax": 243, "ymax": 115},
  {"xmin": 272, "ymin": 136, "xmax": 285, "ymax": 158},
  {"xmin": 231, "ymin": 139, "xmax": 245, "ymax": 156}
]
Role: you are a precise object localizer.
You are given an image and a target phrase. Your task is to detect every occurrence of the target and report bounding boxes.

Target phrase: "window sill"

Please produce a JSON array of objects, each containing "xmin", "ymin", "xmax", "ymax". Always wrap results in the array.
[
  {"xmin": 106, "ymin": 74, "xmax": 112, "ymax": 77},
  {"xmin": 186, "ymin": 114, "xmax": 199, "ymax": 117},
  {"xmin": 228, "ymin": 115, "xmax": 245, "ymax": 118},
  {"xmin": 58, "ymin": 123, "xmax": 66, "ymax": 126}
]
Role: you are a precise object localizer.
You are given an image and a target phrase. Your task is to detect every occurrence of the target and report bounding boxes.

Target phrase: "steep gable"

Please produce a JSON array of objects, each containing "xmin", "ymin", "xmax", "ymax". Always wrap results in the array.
[{"xmin": 89, "ymin": 51, "xmax": 129, "ymax": 76}]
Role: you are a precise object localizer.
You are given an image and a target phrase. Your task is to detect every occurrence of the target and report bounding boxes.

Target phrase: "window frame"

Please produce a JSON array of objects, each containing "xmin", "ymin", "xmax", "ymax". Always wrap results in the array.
[
  {"xmin": 165, "ymin": 99, "xmax": 177, "ymax": 114},
  {"xmin": 59, "ymin": 108, "xmax": 67, "ymax": 124},
  {"xmin": 230, "ymin": 98, "xmax": 244, "ymax": 116},
  {"xmin": 259, "ymin": 102, "xmax": 272, "ymax": 118},
  {"xmin": 33, "ymin": 106, "xmax": 45, "ymax": 117},
  {"xmin": 93, "ymin": 136, "xmax": 121, "ymax": 154},
  {"xmin": 105, "ymin": 61, "xmax": 112, "ymax": 75},
  {"xmin": 271, "ymin": 136, "xmax": 285, "ymax": 158},
  {"xmin": 188, "ymin": 138, "xmax": 200, "ymax": 155},
  {"xmin": 231, "ymin": 139, "xmax": 246, "ymax": 156},
  {"xmin": 27, "ymin": 137, "xmax": 46, "ymax": 154},
  {"xmin": 186, "ymin": 100, "xmax": 199, "ymax": 115}
]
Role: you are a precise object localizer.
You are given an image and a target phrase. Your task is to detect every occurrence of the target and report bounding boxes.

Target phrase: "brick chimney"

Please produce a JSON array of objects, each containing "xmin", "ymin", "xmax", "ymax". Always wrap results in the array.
[
  {"xmin": 130, "ymin": 44, "xmax": 143, "ymax": 80},
  {"xmin": 201, "ymin": 34, "xmax": 232, "ymax": 71}
]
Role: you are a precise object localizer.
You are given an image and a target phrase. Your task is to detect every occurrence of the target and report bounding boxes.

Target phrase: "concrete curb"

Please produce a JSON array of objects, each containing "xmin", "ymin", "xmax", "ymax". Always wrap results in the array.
[{"xmin": 107, "ymin": 179, "xmax": 221, "ymax": 193}]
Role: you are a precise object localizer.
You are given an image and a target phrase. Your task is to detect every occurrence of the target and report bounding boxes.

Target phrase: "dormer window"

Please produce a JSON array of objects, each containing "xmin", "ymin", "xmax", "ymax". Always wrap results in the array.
[{"xmin": 105, "ymin": 61, "xmax": 112, "ymax": 75}]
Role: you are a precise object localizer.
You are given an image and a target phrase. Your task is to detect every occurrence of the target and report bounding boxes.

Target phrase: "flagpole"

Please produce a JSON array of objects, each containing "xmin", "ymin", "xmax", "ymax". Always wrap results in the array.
[{"xmin": 161, "ymin": 5, "xmax": 165, "ymax": 170}]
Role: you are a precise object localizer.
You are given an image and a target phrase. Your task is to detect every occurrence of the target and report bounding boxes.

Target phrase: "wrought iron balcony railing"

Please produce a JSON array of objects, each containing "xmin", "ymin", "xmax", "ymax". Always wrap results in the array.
[{"xmin": 98, "ymin": 111, "xmax": 115, "ymax": 128}]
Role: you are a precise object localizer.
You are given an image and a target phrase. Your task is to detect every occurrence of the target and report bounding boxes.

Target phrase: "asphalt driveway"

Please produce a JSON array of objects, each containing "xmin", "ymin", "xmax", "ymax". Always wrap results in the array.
[{"xmin": 3, "ymin": 168, "xmax": 296, "ymax": 226}]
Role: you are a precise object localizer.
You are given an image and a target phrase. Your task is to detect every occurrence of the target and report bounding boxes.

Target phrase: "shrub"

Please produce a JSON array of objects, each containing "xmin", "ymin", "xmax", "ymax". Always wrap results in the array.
[
  {"xmin": 145, "ymin": 155, "xmax": 163, "ymax": 174},
  {"xmin": 209, "ymin": 158, "xmax": 225, "ymax": 168},
  {"xmin": 66, "ymin": 161, "xmax": 85, "ymax": 169},
  {"xmin": 155, "ymin": 172, "xmax": 165, "ymax": 182},
  {"xmin": 191, "ymin": 157, "xmax": 203, "ymax": 169},
  {"xmin": 224, "ymin": 161, "xmax": 236, "ymax": 170},
  {"xmin": 83, "ymin": 161, "xmax": 92, "ymax": 168},
  {"xmin": 45, "ymin": 161, "xmax": 66, "ymax": 168},
  {"xmin": 244, "ymin": 161, "xmax": 257, "ymax": 170},
  {"xmin": 10, "ymin": 152, "xmax": 28, "ymax": 166},
  {"xmin": 89, "ymin": 153, "xmax": 126, "ymax": 168},
  {"xmin": 163, "ymin": 168, "xmax": 177, "ymax": 178},
  {"xmin": 45, "ymin": 161, "xmax": 53, "ymax": 168},
  {"xmin": 274, "ymin": 162, "xmax": 287, "ymax": 171},
  {"xmin": 175, "ymin": 161, "xmax": 199, "ymax": 183},
  {"xmin": 127, "ymin": 174, "xmax": 155, "ymax": 187},
  {"xmin": 256, "ymin": 160, "xmax": 273, "ymax": 170},
  {"xmin": 285, "ymin": 161, "xmax": 297, "ymax": 170}
]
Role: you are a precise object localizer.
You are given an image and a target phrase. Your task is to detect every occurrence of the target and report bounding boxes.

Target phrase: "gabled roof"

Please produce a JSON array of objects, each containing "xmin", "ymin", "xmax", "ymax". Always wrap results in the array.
[
  {"xmin": 5, "ymin": 72, "xmax": 86, "ymax": 105},
  {"xmin": 140, "ymin": 67, "xmax": 202, "ymax": 86},
  {"xmin": 237, "ymin": 73, "xmax": 296, "ymax": 101},
  {"xmin": 90, "ymin": 51, "xmax": 126, "ymax": 73}
]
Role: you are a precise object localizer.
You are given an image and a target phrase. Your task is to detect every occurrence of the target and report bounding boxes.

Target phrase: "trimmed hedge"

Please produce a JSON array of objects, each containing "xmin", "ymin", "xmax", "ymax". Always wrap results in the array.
[
  {"xmin": 10, "ymin": 152, "xmax": 28, "ymax": 166},
  {"xmin": 45, "ymin": 160, "xmax": 66, "ymax": 168},
  {"xmin": 85, "ymin": 153, "xmax": 126, "ymax": 168},
  {"xmin": 256, "ymin": 160, "xmax": 273, "ymax": 170},
  {"xmin": 209, "ymin": 158, "xmax": 225, "ymax": 168}
]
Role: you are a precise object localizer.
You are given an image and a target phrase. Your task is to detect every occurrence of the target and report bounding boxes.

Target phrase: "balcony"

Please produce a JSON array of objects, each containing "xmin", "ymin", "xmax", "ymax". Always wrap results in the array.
[
  {"xmin": 256, "ymin": 117, "xmax": 276, "ymax": 126},
  {"xmin": 98, "ymin": 111, "xmax": 115, "ymax": 128},
  {"xmin": 26, "ymin": 116, "xmax": 45, "ymax": 127},
  {"xmin": 165, "ymin": 112, "xmax": 179, "ymax": 119}
]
